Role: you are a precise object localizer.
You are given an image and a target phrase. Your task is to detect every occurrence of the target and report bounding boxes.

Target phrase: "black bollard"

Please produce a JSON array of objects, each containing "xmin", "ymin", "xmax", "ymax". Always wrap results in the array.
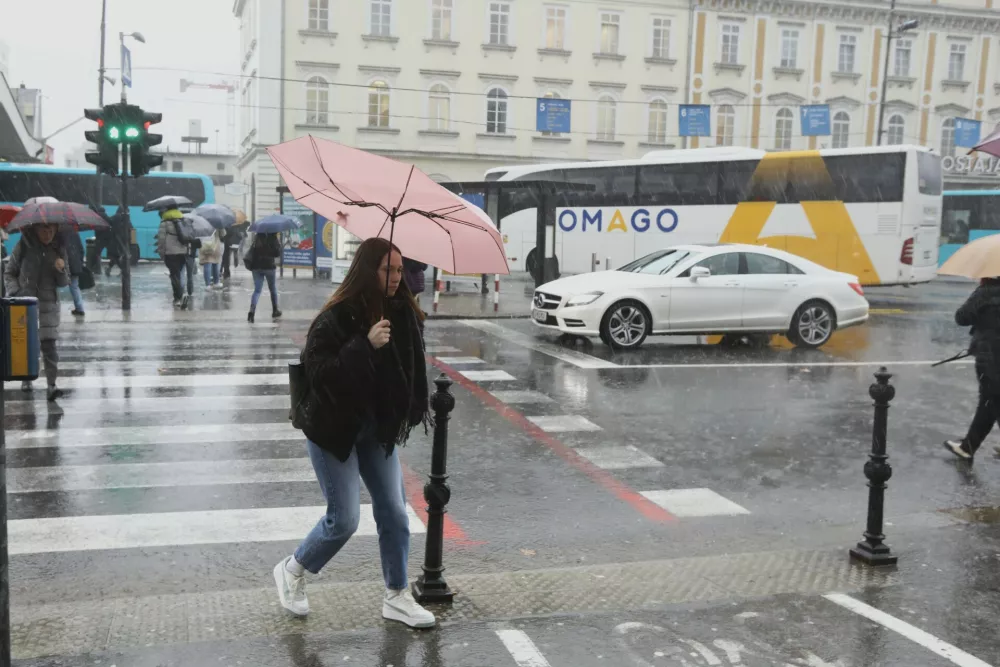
[
  {"xmin": 413, "ymin": 374, "xmax": 455, "ymax": 604},
  {"xmin": 850, "ymin": 367, "xmax": 898, "ymax": 566}
]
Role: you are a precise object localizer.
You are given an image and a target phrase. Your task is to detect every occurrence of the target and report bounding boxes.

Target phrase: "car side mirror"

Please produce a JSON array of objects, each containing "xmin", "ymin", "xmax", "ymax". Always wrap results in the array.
[{"xmin": 690, "ymin": 266, "xmax": 711, "ymax": 280}]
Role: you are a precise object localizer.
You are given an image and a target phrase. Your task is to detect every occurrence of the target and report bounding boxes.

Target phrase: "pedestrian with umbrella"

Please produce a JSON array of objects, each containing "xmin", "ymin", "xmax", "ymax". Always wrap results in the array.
[
  {"xmin": 2, "ymin": 198, "xmax": 110, "ymax": 400},
  {"xmin": 244, "ymin": 214, "xmax": 296, "ymax": 322},
  {"xmin": 222, "ymin": 209, "xmax": 249, "ymax": 281},
  {"xmin": 156, "ymin": 205, "xmax": 190, "ymax": 307}
]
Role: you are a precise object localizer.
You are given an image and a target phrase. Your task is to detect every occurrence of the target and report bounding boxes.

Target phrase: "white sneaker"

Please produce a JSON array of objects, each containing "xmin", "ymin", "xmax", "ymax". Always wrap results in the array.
[
  {"xmin": 273, "ymin": 557, "xmax": 309, "ymax": 616},
  {"xmin": 382, "ymin": 588, "xmax": 436, "ymax": 628}
]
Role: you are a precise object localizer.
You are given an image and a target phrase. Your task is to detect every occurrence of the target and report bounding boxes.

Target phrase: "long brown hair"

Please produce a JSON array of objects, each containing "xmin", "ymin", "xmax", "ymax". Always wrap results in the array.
[{"xmin": 318, "ymin": 237, "xmax": 424, "ymax": 326}]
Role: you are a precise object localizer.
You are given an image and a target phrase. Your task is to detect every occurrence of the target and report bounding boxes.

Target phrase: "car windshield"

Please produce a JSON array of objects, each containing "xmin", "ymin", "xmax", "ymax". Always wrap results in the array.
[{"xmin": 618, "ymin": 249, "xmax": 690, "ymax": 275}]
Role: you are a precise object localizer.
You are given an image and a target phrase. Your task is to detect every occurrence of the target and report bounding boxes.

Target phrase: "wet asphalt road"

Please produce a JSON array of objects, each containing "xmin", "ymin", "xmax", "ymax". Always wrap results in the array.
[{"xmin": 7, "ymin": 266, "xmax": 1000, "ymax": 666}]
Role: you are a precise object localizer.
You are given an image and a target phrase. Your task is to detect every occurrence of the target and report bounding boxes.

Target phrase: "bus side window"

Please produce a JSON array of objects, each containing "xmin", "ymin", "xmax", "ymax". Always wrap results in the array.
[
  {"xmin": 824, "ymin": 154, "xmax": 904, "ymax": 203},
  {"xmin": 942, "ymin": 196, "xmax": 973, "ymax": 245},
  {"xmin": 978, "ymin": 196, "xmax": 1000, "ymax": 232},
  {"xmin": 638, "ymin": 163, "xmax": 719, "ymax": 206},
  {"xmin": 561, "ymin": 166, "xmax": 635, "ymax": 207},
  {"xmin": 719, "ymin": 161, "xmax": 756, "ymax": 204}
]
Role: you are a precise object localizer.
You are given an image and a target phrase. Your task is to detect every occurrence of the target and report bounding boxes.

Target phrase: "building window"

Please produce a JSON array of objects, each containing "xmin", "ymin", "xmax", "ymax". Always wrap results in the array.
[
  {"xmin": 893, "ymin": 39, "xmax": 912, "ymax": 77},
  {"xmin": 650, "ymin": 17, "xmax": 670, "ymax": 59},
  {"xmin": 544, "ymin": 5, "xmax": 567, "ymax": 50},
  {"xmin": 488, "ymin": 2, "xmax": 511, "ymax": 46},
  {"xmin": 838, "ymin": 33, "xmax": 857, "ymax": 73},
  {"xmin": 305, "ymin": 76, "xmax": 329, "ymax": 125},
  {"xmin": 720, "ymin": 23, "xmax": 740, "ymax": 65},
  {"xmin": 648, "ymin": 99, "xmax": 668, "ymax": 144},
  {"xmin": 886, "ymin": 114, "xmax": 905, "ymax": 145},
  {"xmin": 367, "ymin": 81, "xmax": 390, "ymax": 127},
  {"xmin": 171, "ymin": 161, "xmax": 184, "ymax": 172},
  {"xmin": 780, "ymin": 29, "xmax": 799, "ymax": 69},
  {"xmin": 948, "ymin": 43, "xmax": 966, "ymax": 80},
  {"xmin": 308, "ymin": 0, "xmax": 329, "ymax": 31},
  {"xmin": 940, "ymin": 117, "xmax": 956, "ymax": 157},
  {"xmin": 431, "ymin": 0, "xmax": 453, "ymax": 41},
  {"xmin": 596, "ymin": 95, "xmax": 617, "ymax": 140},
  {"xmin": 428, "ymin": 84, "xmax": 451, "ymax": 131},
  {"xmin": 370, "ymin": 0, "xmax": 392, "ymax": 36},
  {"xmin": 774, "ymin": 108, "xmax": 793, "ymax": 150},
  {"xmin": 599, "ymin": 12, "xmax": 620, "ymax": 55},
  {"xmin": 541, "ymin": 91, "xmax": 562, "ymax": 136},
  {"xmin": 832, "ymin": 111, "xmax": 850, "ymax": 148},
  {"xmin": 486, "ymin": 88, "xmax": 508, "ymax": 134},
  {"xmin": 716, "ymin": 104, "xmax": 735, "ymax": 146},
  {"xmin": 217, "ymin": 162, "xmax": 227, "ymax": 171}
]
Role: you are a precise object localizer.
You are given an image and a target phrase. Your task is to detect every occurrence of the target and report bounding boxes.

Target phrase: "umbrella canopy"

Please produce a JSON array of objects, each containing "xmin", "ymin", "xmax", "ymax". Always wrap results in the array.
[
  {"xmin": 971, "ymin": 125, "xmax": 1000, "ymax": 158},
  {"xmin": 143, "ymin": 195, "xmax": 193, "ymax": 212},
  {"xmin": 178, "ymin": 214, "xmax": 216, "ymax": 239},
  {"xmin": 249, "ymin": 214, "xmax": 301, "ymax": 235},
  {"xmin": 939, "ymin": 233, "xmax": 1000, "ymax": 280},
  {"xmin": 194, "ymin": 204, "xmax": 237, "ymax": 229},
  {"xmin": 0, "ymin": 205, "xmax": 21, "ymax": 228},
  {"xmin": 7, "ymin": 201, "xmax": 110, "ymax": 232},
  {"xmin": 267, "ymin": 136, "xmax": 508, "ymax": 275}
]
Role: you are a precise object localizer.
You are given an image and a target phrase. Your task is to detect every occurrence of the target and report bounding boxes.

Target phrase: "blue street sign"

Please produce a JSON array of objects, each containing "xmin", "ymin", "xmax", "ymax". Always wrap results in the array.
[
  {"xmin": 536, "ymin": 98, "xmax": 571, "ymax": 133},
  {"xmin": 121, "ymin": 44, "xmax": 132, "ymax": 88},
  {"xmin": 678, "ymin": 105, "xmax": 710, "ymax": 137},
  {"xmin": 954, "ymin": 117, "xmax": 982, "ymax": 148},
  {"xmin": 800, "ymin": 105, "xmax": 831, "ymax": 136}
]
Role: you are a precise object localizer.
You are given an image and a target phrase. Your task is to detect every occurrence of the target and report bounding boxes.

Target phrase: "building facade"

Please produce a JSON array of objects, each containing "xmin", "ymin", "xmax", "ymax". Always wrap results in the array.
[
  {"xmin": 155, "ymin": 151, "xmax": 243, "ymax": 210},
  {"xmin": 234, "ymin": 0, "xmax": 1000, "ymax": 220}
]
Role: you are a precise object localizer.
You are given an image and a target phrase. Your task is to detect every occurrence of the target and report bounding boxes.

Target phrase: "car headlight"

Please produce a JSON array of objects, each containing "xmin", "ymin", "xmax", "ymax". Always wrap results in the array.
[{"xmin": 566, "ymin": 292, "xmax": 604, "ymax": 307}]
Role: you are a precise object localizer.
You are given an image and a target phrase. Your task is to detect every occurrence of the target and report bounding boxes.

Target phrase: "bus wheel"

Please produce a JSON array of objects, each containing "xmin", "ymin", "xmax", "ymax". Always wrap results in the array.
[
  {"xmin": 525, "ymin": 248, "xmax": 539, "ymax": 282},
  {"xmin": 600, "ymin": 300, "xmax": 650, "ymax": 350},
  {"xmin": 788, "ymin": 300, "xmax": 835, "ymax": 349}
]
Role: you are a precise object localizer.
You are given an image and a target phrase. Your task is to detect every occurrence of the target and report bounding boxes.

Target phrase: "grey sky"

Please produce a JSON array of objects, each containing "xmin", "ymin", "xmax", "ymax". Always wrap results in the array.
[{"xmin": 2, "ymin": 0, "xmax": 239, "ymax": 162}]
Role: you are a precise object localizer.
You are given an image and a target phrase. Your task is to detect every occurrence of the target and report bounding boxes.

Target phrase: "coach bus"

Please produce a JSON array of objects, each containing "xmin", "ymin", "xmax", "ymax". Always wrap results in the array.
[
  {"xmin": 486, "ymin": 145, "xmax": 942, "ymax": 287},
  {"xmin": 940, "ymin": 189, "xmax": 1000, "ymax": 265},
  {"xmin": 0, "ymin": 163, "xmax": 215, "ymax": 260}
]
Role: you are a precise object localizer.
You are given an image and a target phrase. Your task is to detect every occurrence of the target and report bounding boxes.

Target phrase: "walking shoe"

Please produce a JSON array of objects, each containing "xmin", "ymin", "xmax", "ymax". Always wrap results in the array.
[
  {"xmin": 247, "ymin": 310, "xmax": 255, "ymax": 323},
  {"xmin": 382, "ymin": 588, "xmax": 436, "ymax": 628},
  {"xmin": 181, "ymin": 295, "xmax": 190, "ymax": 310},
  {"xmin": 47, "ymin": 387, "xmax": 64, "ymax": 402},
  {"xmin": 173, "ymin": 298, "xmax": 183, "ymax": 308},
  {"xmin": 71, "ymin": 309, "xmax": 84, "ymax": 317},
  {"xmin": 20, "ymin": 381, "xmax": 32, "ymax": 393},
  {"xmin": 273, "ymin": 557, "xmax": 309, "ymax": 616},
  {"xmin": 272, "ymin": 309, "xmax": 282, "ymax": 319},
  {"xmin": 943, "ymin": 440, "xmax": 973, "ymax": 461}
]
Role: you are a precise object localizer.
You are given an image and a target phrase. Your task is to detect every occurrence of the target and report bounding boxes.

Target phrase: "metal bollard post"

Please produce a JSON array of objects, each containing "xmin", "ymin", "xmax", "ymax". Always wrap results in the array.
[
  {"xmin": 413, "ymin": 374, "xmax": 456, "ymax": 603},
  {"xmin": 850, "ymin": 367, "xmax": 898, "ymax": 566},
  {"xmin": 591, "ymin": 252, "xmax": 598, "ymax": 272}
]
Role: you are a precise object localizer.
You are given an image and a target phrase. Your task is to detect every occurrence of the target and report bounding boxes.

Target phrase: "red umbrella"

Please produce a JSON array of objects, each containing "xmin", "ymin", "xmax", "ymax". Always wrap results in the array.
[
  {"xmin": 267, "ymin": 136, "xmax": 508, "ymax": 275},
  {"xmin": 971, "ymin": 124, "xmax": 1000, "ymax": 158},
  {"xmin": 0, "ymin": 205, "xmax": 21, "ymax": 228},
  {"xmin": 7, "ymin": 201, "xmax": 110, "ymax": 233}
]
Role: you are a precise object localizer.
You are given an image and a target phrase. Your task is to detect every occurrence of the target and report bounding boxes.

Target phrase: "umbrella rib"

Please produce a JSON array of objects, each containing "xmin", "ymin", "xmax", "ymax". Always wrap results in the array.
[{"xmin": 307, "ymin": 135, "xmax": 358, "ymax": 205}]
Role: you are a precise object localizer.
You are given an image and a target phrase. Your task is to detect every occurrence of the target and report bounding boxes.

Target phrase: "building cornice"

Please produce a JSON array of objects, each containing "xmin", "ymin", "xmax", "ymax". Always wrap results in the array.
[
  {"xmin": 934, "ymin": 103, "xmax": 971, "ymax": 116},
  {"xmin": 826, "ymin": 95, "xmax": 862, "ymax": 109}
]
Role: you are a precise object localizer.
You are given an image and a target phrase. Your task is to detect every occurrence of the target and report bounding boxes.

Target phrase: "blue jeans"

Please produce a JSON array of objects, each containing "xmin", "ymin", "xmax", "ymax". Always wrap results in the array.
[
  {"xmin": 202, "ymin": 262, "xmax": 219, "ymax": 286},
  {"xmin": 68, "ymin": 275, "xmax": 84, "ymax": 312},
  {"xmin": 294, "ymin": 432, "xmax": 410, "ymax": 589},
  {"xmin": 251, "ymin": 269, "xmax": 277, "ymax": 311}
]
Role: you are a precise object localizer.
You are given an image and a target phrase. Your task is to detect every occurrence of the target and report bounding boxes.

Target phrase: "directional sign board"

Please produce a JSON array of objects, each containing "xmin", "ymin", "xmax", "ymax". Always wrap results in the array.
[
  {"xmin": 536, "ymin": 98, "xmax": 571, "ymax": 133},
  {"xmin": 800, "ymin": 105, "xmax": 831, "ymax": 136},
  {"xmin": 679, "ymin": 105, "xmax": 710, "ymax": 137},
  {"xmin": 121, "ymin": 44, "xmax": 132, "ymax": 88},
  {"xmin": 954, "ymin": 117, "xmax": 982, "ymax": 148}
]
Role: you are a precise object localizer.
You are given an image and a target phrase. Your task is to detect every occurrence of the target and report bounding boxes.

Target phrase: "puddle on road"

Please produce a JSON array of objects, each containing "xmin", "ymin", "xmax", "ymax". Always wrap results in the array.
[{"xmin": 942, "ymin": 505, "xmax": 1000, "ymax": 524}]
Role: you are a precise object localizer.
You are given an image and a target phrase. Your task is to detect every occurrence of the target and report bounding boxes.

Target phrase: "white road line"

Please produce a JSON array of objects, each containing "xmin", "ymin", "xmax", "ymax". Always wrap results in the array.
[
  {"xmin": 30, "ymin": 373, "xmax": 287, "ymax": 390},
  {"xmin": 824, "ymin": 593, "xmax": 994, "ymax": 667},
  {"xmin": 58, "ymin": 359, "xmax": 297, "ymax": 371},
  {"xmin": 435, "ymin": 356, "xmax": 485, "ymax": 365},
  {"xmin": 59, "ymin": 341, "xmax": 295, "ymax": 351},
  {"xmin": 488, "ymin": 390, "xmax": 554, "ymax": 404},
  {"xmin": 527, "ymin": 415, "xmax": 602, "ymax": 433},
  {"xmin": 460, "ymin": 320, "xmax": 620, "ymax": 369},
  {"xmin": 9, "ymin": 504, "xmax": 425, "ymax": 555},
  {"xmin": 640, "ymin": 489, "xmax": 750, "ymax": 517},
  {"xmin": 575, "ymin": 445, "xmax": 664, "ymax": 469},
  {"xmin": 4, "ymin": 394, "xmax": 289, "ymax": 415},
  {"xmin": 611, "ymin": 359, "xmax": 976, "ymax": 370},
  {"xmin": 7, "ymin": 458, "xmax": 315, "ymax": 493},
  {"xmin": 425, "ymin": 345, "xmax": 462, "ymax": 354},
  {"xmin": 459, "ymin": 370, "xmax": 518, "ymax": 382},
  {"xmin": 495, "ymin": 628, "xmax": 552, "ymax": 667},
  {"xmin": 58, "ymin": 350, "xmax": 300, "ymax": 360},
  {"xmin": 8, "ymin": 422, "xmax": 299, "ymax": 448}
]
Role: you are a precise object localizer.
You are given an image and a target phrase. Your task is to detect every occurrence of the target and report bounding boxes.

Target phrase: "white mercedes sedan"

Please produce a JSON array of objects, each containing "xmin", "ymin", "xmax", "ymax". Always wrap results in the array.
[{"xmin": 531, "ymin": 244, "xmax": 869, "ymax": 350}]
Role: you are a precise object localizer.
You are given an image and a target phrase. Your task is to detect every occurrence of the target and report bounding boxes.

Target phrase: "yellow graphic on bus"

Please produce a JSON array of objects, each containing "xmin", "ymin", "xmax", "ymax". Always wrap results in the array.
[{"xmin": 719, "ymin": 151, "xmax": 880, "ymax": 284}]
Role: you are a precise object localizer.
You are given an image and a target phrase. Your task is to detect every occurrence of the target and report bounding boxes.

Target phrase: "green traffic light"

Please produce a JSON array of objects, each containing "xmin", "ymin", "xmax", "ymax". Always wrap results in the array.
[
  {"xmin": 108, "ymin": 126, "xmax": 120, "ymax": 140},
  {"xmin": 125, "ymin": 127, "xmax": 140, "ymax": 139}
]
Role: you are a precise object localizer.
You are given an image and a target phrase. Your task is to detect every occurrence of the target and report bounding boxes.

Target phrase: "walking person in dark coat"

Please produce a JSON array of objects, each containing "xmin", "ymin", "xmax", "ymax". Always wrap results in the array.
[
  {"xmin": 4, "ymin": 223, "xmax": 70, "ymax": 400},
  {"xmin": 61, "ymin": 229, "xmax": 86, "ymax": 317},
  {"xmin": 245, "ymin": 232, "xmax": 282, "ymax": 323},
  {"xmin": 273, "ymin": 237, "xmax": 433, "ymax": 628},
  {"xmin": 944, "ymin": 277, "xmax": 1000, "ymax": 461},
  {"xmin": 221, "ymin": 221, "xmax": 248, "ymax": 281}
]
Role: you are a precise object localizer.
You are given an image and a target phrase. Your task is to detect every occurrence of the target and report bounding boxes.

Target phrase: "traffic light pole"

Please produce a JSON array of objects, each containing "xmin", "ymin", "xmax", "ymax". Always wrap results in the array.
[{"xmin": 119, "ymin": 149, "xmax": 131, "ymax": 311}]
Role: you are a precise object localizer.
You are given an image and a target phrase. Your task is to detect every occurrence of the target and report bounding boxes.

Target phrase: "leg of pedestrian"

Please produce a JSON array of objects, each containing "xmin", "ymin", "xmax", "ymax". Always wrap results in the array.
[
  {"xmin": 266, "ymin": 269, "xmax": 281, "ymax": 318},
  {"xmin": 165, "ymin": 255, "xmax": 184, "ymax": 305},
  {"xmin": 944, "ymin": 368, "xmax": 996, "ymax": 461},
  {"xmin": 69, "ymin": 275, "xmax": 84, "ymax": 316},
  {"xmin": 202, "ymin": 262, "xmax": 212, "ymax": 287},
  {"xmin": 249, "ymin": 270, "xmax": 265, "ymax": 323},
  {"xmin": 40, "ymin": 338, "xmax": 62, "ymax": 401}
]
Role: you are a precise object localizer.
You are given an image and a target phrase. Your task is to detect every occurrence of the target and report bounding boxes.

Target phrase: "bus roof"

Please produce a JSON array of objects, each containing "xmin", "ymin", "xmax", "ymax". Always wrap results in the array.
[
  {"xmin": 487, "ymin": 144, "xmax": 933, "ymax": 180},
  {"xmin": 0, "ymin": 162, "xmax": 210, "ymax": 180}
]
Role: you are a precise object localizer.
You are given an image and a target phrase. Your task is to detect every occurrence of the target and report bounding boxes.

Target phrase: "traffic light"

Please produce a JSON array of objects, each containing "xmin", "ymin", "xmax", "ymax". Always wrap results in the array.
[
  {"xmin": 129, "ymin": 109, "xmax": 163, "ymax": 178},
  {"xmin": 84, "ymin": 107, "xmax": 119, "ymax": 176}
]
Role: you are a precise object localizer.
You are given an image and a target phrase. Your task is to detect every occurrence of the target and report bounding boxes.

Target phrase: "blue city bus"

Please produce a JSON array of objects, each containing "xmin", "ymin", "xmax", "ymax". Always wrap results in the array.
[
  {"xmin": 941, "ymin": 189, "xmax": 1000, "ymax": 264},
  {"xmin": 0, "ymin": 163, "xmax": 215, "ymax": 260}
]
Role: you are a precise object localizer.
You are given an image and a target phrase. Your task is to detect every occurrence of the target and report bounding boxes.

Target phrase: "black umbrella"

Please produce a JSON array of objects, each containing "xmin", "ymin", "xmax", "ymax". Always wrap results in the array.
[
  {"xmin": 143, "ymin": 195, "xmax": 193, "ymax": 212},
  {"xmin": 7, "ymin": 201, "xmax": 111, "ymax": 232}
]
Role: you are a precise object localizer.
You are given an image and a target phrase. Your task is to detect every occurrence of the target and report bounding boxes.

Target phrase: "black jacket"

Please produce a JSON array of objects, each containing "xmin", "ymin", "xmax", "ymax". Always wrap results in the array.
[
  {"xmin": 956, "ymin": 279, "xmax": 1000, "ymax": 380},
  {"xmin": 298, "ymin": 297, "xmax": 429, "ymax": 461},
  {"xmin": 247, "ymin": 233, "xmax": 281, "ymax": 271}
]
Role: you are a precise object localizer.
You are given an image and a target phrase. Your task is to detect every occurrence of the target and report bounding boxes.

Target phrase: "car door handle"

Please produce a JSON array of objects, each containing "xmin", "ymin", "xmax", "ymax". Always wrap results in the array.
[
  {"xmin": 784, "ymin": 282, "xmax": 800, "ymax": 287},
  {"xmin": 725, "ymin": 282, "xmax": 741, "ymax": 287}
]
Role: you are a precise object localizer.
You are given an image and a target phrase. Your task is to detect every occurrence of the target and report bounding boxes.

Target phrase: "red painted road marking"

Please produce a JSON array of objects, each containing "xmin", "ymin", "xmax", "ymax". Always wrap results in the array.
[
  {"xmin": 401, "ymin": 462, "xmax": 485, "ymax": 548},
  {"xmin": 428, "ymin": 357, "xmax": 676, "ymax": 523}
]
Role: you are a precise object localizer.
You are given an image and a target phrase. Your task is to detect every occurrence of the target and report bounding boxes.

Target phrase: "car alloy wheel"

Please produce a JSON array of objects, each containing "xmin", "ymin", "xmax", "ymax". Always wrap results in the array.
[
  {"xmin": 795, "ymin": 304, "xmax": 833, "ymax": 346},
  {"xmin": 607, "ymin": 304, "xmax": 647, "ymax": 348}
]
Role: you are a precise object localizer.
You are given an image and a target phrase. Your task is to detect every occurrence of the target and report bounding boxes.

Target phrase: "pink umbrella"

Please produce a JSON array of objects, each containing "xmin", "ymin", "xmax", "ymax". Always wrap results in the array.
[
  {"xmin": 266, "ymin": 136, "xmax": 509, "ymax": 275},
  {"xmin": 971, "ymin": 124, "xmax": 1000, "ymax": 158}
]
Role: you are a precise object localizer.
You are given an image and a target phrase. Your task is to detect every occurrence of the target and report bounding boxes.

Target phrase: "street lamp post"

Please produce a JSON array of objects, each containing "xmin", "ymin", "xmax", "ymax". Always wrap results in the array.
[{"xmin": 875, "ymin": 0, "xmax": 919, "ymax": 145}]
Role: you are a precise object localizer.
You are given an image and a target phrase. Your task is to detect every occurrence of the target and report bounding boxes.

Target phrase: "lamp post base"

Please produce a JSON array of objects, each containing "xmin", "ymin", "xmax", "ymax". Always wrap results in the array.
[
  {"xmin": 412, "ymin": 575, "xmax": 454, "ymax": 604},
  {"xmin": 850, "ymin": 541, "xmax": 898, "ymax": 567}
]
